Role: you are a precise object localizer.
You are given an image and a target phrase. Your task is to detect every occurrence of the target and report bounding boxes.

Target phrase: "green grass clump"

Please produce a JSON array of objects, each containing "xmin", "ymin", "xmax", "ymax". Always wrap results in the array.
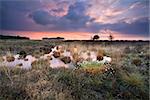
[
  {"xmin": 122, "ymin": 73, "xmax": 144, "ymax": 88},
  {"xmin": 79, "ymin": 61, "xmax": 103, "ymax": 68}
]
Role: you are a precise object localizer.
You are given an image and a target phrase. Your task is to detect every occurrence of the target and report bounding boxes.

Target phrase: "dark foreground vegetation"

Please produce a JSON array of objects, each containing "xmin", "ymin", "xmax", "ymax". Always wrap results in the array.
[{"xmin": 0, "ymin": 40, "xmax": 149, "ymax": 100}]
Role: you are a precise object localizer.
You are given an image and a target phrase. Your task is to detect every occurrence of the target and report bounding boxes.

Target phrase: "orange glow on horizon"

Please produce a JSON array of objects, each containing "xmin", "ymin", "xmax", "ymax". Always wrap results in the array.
[{"xmin": 1, "ymin": 30, "xmax": 148, "ymax": 40}]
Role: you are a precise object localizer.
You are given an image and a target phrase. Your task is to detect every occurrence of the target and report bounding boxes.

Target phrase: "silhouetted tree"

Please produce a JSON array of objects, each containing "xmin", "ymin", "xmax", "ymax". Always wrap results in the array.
[
  {"xmin": 108, "ymin": 34, "xmax": 114, "ymax": 41},
  {"xmin": 92, "ymin": 35, "xmax": 100, "ymax": 40}
]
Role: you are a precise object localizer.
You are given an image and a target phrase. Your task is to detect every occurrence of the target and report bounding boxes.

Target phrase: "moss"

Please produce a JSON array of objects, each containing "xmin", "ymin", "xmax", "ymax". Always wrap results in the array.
[{"xmin": 79, "ymin": 61, "xmax": 103, "ymax": 68}]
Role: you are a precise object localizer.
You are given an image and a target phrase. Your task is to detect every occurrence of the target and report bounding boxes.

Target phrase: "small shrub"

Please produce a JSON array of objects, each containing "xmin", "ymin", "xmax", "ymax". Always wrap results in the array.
[
  {"xmin": 40, "ymin": 46, "xmax": 52, "ymax": 54},
  {"xmin": 132, "ymin": 58, "xmax": 142, "ymax": 66},
  {"xmin": 97, "ymin": 49, "xmax": 104, "ymax": 61},
  {"xmin": 61, "ymin": 56, "xmax": 71, "ymax": 64},
  {"xmin": 53, "ymin": 51, "xmax": 61, "ymax": 58},
  {"xmin": 19, "ymin": 50, "xmax": 27, "ymax": 59},
  {"xmin": 97, "ymin": 54, "xmax": 103, "ymax": 61},
  {"xmin": 6, "ymin": 56, "xmax": 15, "ymax": 62}
]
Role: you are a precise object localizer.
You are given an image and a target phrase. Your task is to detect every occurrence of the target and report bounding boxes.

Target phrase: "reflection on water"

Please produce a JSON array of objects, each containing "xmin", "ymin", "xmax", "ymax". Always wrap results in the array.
[{"xmin": 0, "ymin": 46, "xmax": 111, "ymax": 69}]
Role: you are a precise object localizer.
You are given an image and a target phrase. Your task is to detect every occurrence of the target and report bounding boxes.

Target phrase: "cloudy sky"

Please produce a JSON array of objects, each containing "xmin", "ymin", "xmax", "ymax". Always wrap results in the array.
[{"xmin": 0, "ymin": 0, "xmax": 149, "ymax": 40}]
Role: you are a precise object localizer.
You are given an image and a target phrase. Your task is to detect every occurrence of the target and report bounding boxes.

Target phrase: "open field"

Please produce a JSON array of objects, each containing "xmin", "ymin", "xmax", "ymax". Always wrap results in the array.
[{"xmin": 0, "ymin": 40, "xmax": 149, "ymax": 100}]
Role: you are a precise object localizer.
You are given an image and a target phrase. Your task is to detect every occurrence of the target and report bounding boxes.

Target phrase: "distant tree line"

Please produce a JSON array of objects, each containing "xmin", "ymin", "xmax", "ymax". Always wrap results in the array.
[
  {"xmin": 0, "ymin": 35, "xmax": 30, "ymax": 40},
  {"xmin": 42, "ymin": 37, "xmax": 64, "ymax": 40}
]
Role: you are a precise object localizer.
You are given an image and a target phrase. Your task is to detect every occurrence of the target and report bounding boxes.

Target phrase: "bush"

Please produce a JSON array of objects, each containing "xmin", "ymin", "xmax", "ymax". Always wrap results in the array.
[{"xmin": 132, "ymin": 58, "xmax": 142, "ymax": 66}]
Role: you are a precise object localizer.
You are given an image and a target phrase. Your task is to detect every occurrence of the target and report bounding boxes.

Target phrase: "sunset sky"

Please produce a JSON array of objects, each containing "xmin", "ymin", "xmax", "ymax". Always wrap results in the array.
[{"xmin": 0, "ymin": 0, "xmax": 149, "ymax": 40}]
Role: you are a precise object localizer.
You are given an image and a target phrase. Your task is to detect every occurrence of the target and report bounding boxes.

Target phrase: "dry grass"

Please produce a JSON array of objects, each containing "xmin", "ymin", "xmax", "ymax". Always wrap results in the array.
[{"xmin": 0, "ymin": 40, "xmax": 149, "ymax": 100}]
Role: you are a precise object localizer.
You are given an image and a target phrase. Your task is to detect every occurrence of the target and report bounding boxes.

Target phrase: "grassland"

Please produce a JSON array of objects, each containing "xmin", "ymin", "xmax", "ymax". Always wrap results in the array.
[{"xmin": 0, "ymin": 40, "xmax": 149, "ymax": 100}]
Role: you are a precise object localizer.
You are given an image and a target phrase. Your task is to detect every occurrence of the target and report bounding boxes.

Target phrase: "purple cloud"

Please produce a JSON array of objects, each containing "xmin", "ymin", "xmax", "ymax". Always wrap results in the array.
[{"xmin": 0, "ymin": 0, "xmax": 149, "ymax": 37}]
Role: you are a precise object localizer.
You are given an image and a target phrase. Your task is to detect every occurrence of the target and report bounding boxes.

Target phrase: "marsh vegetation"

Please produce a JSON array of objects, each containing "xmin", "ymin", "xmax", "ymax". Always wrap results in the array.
[{"xmin": 0, "ymin": 40, "xmax": 149, "ymax": 100}]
